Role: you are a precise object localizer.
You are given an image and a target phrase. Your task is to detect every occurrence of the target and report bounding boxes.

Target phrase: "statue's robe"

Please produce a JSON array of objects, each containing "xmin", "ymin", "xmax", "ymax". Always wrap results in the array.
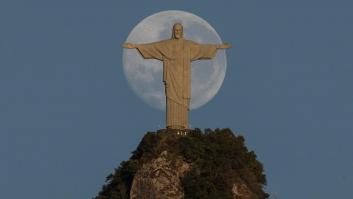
[{"xmin": 136, "ymin": 39, "xmax": 217, "ymax": 129}]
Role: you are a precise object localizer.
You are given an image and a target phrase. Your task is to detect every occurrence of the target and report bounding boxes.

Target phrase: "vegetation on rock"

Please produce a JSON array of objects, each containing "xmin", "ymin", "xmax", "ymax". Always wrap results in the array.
[{"xmin": 95, "ymin": 128, "xmax": 268, "ymax": 199}]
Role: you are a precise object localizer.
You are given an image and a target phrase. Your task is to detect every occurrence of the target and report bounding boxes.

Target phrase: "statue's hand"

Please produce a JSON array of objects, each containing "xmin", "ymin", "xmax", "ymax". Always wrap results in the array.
[
  {"xmin": 218, "ymin": 43, "xmax": 231, "ymax": 49},
  {"xmin": 122, "ymin": 43, "xmax": 136, "ymax": 49}
]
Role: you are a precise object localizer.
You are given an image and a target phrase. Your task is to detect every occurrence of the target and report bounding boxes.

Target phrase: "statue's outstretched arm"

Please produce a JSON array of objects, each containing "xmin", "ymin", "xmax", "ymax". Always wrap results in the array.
[
  {"xmin": 123, "ymin": 42, "xmax": 165, "ymax": 60},
  {"xmin": 122, "ymin": 43, "xmax": 138, "ymax": 49},
  {"xmin": 216, "ymin": 43, "xmax": 231, "ymax": 49}
]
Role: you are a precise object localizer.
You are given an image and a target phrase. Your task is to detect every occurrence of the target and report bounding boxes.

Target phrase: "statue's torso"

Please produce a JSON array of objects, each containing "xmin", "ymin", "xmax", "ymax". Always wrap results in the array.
[{"xmin": 160, "ymin": 39, "xmax": 192, "ymax": 101}]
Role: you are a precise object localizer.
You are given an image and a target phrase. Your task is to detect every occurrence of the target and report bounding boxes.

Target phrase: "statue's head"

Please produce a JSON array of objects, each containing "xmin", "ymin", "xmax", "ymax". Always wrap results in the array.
[{"xmin": 172, "ymin": 23, "xmax": 183, "ymax": 39}]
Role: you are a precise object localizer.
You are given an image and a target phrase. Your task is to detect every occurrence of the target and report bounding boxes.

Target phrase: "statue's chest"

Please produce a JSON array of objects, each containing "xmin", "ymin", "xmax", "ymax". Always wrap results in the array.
[{"xmin": 171, "ymin": 43, "xmax": 187, "ymax": 58}]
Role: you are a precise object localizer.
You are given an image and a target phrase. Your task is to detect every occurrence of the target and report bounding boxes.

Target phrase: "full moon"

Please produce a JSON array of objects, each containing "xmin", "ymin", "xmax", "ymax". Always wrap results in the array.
[{"xmin": 123, "ymin": 10, "xmax": 227, "ymax": 111}]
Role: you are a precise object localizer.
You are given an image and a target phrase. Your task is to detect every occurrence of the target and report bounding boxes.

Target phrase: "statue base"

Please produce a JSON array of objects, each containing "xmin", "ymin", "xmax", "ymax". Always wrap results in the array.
[{"xmin": 157, "ymin": 128, "xmax": 191, "ymax": 136}]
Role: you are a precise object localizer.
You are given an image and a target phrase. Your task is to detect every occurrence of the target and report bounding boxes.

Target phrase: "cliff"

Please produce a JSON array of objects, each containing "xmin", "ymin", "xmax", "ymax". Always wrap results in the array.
[{"xmin": 95, "ymin": 128, "xmax": 269, "ymax": 199}]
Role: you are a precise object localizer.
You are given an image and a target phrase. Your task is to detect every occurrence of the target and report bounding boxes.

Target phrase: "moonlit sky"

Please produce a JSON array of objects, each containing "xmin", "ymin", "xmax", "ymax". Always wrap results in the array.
[
  {"xmin": 1, "ymin": 1, "xmax": 353, "ymax": 199},
  {"xmin": 123, "ymin": 10, "xmax": 226, "ymax": 110}
]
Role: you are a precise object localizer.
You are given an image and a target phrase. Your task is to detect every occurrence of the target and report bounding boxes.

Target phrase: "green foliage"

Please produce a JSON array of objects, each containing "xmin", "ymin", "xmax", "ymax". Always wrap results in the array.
[
  {"xmin": 95, "ymin": 128, "xmax": 268, "ymax": 199},
  {"xmin": 131, "ymin": 132, "xmax": 160, "ymax": 160},
  {"xmin": 96, "ymin": 160, "xmax": 138, "ymax": 199},
  {"xmin": 179, "ymin": 128, "xmax": 267, "ymax": 198}
]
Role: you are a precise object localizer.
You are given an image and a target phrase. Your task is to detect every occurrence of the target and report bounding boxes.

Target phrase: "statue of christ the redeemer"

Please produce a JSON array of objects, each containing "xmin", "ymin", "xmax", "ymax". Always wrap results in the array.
[{"xmin": 123, "ymin": 23, "xmax": 230, "ymax": 130}]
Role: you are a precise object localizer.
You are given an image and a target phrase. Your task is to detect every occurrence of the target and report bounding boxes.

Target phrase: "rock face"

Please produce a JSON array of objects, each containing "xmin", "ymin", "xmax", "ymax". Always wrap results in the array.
[
  {"xmin": 232, "ymin": 182, "xmax": 259, "ymax": 199},
  {"xmin": 130, "ymin": 151, "xmax": 190, "ymax": 199},
  {"xmin": 95, "ymin": 128, "xmax": 269, "ymax": 199}
]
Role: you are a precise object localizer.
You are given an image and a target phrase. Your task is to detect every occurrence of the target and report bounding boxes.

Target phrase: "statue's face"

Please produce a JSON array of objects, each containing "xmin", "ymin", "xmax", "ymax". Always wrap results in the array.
[{"xmin": 173, "ymin": 24, "xmax": 183, "ymax": 39}]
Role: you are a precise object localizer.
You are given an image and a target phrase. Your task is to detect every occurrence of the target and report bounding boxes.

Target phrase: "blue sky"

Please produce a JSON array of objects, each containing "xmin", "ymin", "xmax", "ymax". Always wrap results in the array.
[{"xmin": 1, "ymin": 1, "xmax": 353, "ymax": 198}]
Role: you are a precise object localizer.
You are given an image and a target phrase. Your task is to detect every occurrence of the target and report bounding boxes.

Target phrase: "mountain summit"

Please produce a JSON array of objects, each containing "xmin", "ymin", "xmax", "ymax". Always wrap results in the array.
[{"xmin": 95, "ymin": 128, "xmax": 268, "ymax": 199}]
